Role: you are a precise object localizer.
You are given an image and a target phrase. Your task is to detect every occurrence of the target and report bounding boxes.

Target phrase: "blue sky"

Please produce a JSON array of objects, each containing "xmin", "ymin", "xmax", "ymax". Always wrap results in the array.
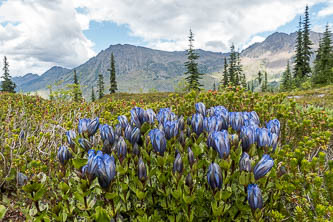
[{"xmin": 0, "ymin": 0, "xmax": 332, "ymax": 76}]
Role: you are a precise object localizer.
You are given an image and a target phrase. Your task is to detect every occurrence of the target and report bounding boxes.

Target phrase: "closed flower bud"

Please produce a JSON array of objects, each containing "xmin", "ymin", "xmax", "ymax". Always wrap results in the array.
[
  {"xmin": 229, "ymin": 134, "xmax": 239, "ymax": 146},
  {"xmin": 210, "ymin": 131, "xmax": 230, "ymax": 159},
  {"xmin": 266, "ymin": 119, "xmax": 280, "ymax": 135},
  {"xmin": 207, "ymin": 162, "xmax": 223, "ymax": 190},
  {"xmin": 187, "ymin": 116, "xmax": 192, "ymax": 126},
  {"xmin": 124, "ymin": 124, "xmax": 132, "ymax": 141},
  {"xmin": 191, "ymin": 113, "xmax": 204, "ymax": 136},
  {"xmin": 115, "ymin": 124, "xmax": 122, "ymax": 137},
  {"xmin": 149, "ymin": 129, "xmax": 167, "ymax": 156},
  {"xmin": 145, "ymin": 109, "xmax": 156, "ymax": 124},
  {"xmin": 65, "ymin": 130, "xmax": 76, "ymax": 147},
  {"xmin": 256, "ymin": 128, "xmax": 271, "ymax": 148},
  {"xmin": 178, "ymin": 131, "xmax": 185, "ymax": 147},
  {"xmin": 78, "ymin": 118, "xmax": 90, "ymax": 136},
  {"xmin": 102, "ymin": 139, "xmax": 112, "ymax": 154},
  {"xmin": 133, "ymin": 143, "xmax": 140, "ymax": 156},
  {"xmin": 247, "ymin": 184, "xmax": 263, "ymax": 210},
  {"xmin": 270, "ymin": 133, "xmax": 278, "ymax": 152},
  {"xmin": 100, "ymin": 124, "xmax": 115, "ymax": 145},
  {"xmin": 138, "ymin": 158, "xmax": 147, "ymax": 182},
  {"xmin": 185, "ymin": 172, "xmax": 193, "ymax": 188},
  {"xmin": 130, "ymin": 127, "xmax": 141, "ymax": 145},
  {"xmin": 57, "ymin": 146, "xmax": 72, "ymax": 166},
  {"xmin": 96, "ymin": 154, "xmax": 116, "ymax": 189},
  {"xmin": 118, "ymin": 115, "xmax": 129, "ymax": 129},
  {"xmin": 240, "ymin": 126, "xmax": 256, "ymax": 152},
  {"xmin": 78, "ymin": 138, "xmax": 92, "ymax": 151},
  {"xmin": 250, "ymin": 111, "xmax": 260, "ymax": 125},
  {"xmin": 117, "ymin": 137, "xmax": 127, "ymax": 163},
  {"xmin": 186, "ymin": 126, "xmax": 192, "ymax": 137},
  {"xmin": 229, "ymin": 112, "xmax": 244, "ymax": 132},
  {"xmin": 213, "ymin": 106, "xmax": 229, "ymax": 130},
  {"xmin": 195, "ymin": 102, "xmax": 206, "ymax": 116},
  {"xmin": 19, "ymin": 129, "xmax": 25, "ymax": 140},
  {"xmin": 188, "ymin": 147, "xmax": 195, "ymax": 168},
  {"xmin": 239, "ymin": 152, "xmax": 251, "ymax": 172},
  {"xmin": 87, "ymin": 118, "xmax": 100, "ymax": 137},
  {"xmin": 173, "ymin": 151, "xmax": 183, "ymax": 174},
  {"xmin": 207, "ymin": 107, "xmax": 215, "ymax": 117},
  {"xmin": 164, "ymin": 120, "xmax": 178, "ymax": 140},
  {"xmin": 178, "ymin": 115, "xmax": 185, "ymax": 131},
  {"xmin": 131, "ymin": 107, "xmax": 145, "ymax": 128},
  {"xmin": 253, "ymin": 154, "xmax": 274, "ymax": 180},
  {"xmin": 17, "ymin": 172, "xmax": 28, "ymax": 186}
]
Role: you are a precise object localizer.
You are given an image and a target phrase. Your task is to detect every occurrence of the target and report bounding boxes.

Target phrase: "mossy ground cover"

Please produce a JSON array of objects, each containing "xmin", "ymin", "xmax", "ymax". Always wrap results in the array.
[{"xmin": 0, "ymin": 87, "xmax": 332, "ymax": 221}]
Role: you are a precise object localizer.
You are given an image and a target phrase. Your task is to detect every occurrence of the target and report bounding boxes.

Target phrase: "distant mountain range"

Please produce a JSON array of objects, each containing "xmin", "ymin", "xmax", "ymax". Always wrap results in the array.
[{"xmin": 13, "ymin": 31, "xmax": 327, "ymax": 98}]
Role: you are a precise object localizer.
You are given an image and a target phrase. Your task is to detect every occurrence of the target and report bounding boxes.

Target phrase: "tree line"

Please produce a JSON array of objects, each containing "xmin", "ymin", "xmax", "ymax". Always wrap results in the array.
[
  {"xmin": 281, "ymin": 5, "xmax": 333, "ymax": 91},
  {"xmin": 1, "ymin": 5, "xmax": 331, "ymax": 97}
]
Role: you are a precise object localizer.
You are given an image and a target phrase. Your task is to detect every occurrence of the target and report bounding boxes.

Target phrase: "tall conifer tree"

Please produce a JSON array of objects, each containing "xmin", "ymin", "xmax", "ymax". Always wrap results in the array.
[
  {"xmin": 98, "ymin": 74, "xmax": 104, "ymax": 99},
  {"xmin": 1, "ymin": 56, "xmax": 16, "ymax": 93},
  {"xmin": 313, "ymin": 24, "xmax": 333, "ymax": 84},
  {"xmin": 222, "ymin": 57, "xmax": 228, "ymax": 86},
  {"xmin": 228, "ymin": 44, "xmax": 237, "ymax": 85},
  {"xmin": 73, "ymin": 69, "xmax": 82, "ymax": 102},
  {"xmin": 184, "ymin": 29, "xmax": 202, "ymax": 90},
  {"xmin": 302, "ymin": 5, "xmax": 313, "ymax": 77},
  {"xmin": 91, "ymin": 87, "xmax": 96, "ymax": 102},
  {"xmin": 281, "ymin": 61, "xmax": 292, "ymax": 91},
  {"xmin": 294, "ymin": 17, "xmax": 304, "ymax": 82},
  {"xmin": 109, "ymin": 53, "xmax": 117, "ymax": 93}
]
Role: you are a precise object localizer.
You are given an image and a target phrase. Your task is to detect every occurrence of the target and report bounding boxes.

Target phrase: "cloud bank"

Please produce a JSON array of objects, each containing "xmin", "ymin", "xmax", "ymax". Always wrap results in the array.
[{"xmin": 0, "ymin": 0, "xmax": 331, "ymax": 76}]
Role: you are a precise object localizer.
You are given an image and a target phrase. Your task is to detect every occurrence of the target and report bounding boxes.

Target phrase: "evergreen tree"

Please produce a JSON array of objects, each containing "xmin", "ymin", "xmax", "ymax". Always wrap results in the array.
[
  {"xmin": 313, "ymin": 24, "xmax": 333, "ymax": 84},
  {"xmin": 109, "ymin": 53, "xmax": 118, "ymax": 93},
  {"xmin": 302, "ymin": 5, "xmax": 313, "ymax": 77},
  {"xmin": 257, "ymin": 71, "xmax": 263, "ymax": 85},
  {"xmin": 228, "ymin": 44, "xmax": 237, "ymax": 85},
  {"xmin": 294, "ymin": 17, "xmax": 304, "ymax": 82},
  {"xmin": 281, "ymin": 61, "xmax": 292, "ymax": 91},
  {"xmin": 97, "ymin": 74, "xmax": 104, "ymax": 99},
  {"xmin": 262, "ymin": 72, "xmax": 268, "ymax": 92},
  {"xmin": 0, "ymin": 56, "xmax": 16, "ymax": 93},
  {"xmin": 91, "ymin": 87, "xmax": 96, "ymax": 102},
  {"xmin": 184, "ymin": 29, "xmax": 202, "ymax": 90},
  {"xmin": 222, "ymin": 57, "xmax": 228, "ymax": 87},
  {"xmin": 213, "ymin": 82, "xmax": 216, "ymax": 91},
  {"xmin": 235, "ymin": 52, "xmax": 245, "ymax": 87},
  {"xmin": 73, "ymin": 69, "xmax": 82, "ymax": 102}
]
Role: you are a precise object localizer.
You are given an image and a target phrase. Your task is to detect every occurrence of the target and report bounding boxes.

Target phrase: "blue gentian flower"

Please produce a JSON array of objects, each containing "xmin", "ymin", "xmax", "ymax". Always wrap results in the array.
[
  {"xmin": 149, "ymin": 129, "xmax": 167, "ymax": 156},
  {"xmin": 247, "ymin": 184, "xmax": 263, "ymax": 210},
  {"xmin": 57, "ymin": 146, "xmax": 72, "ymax": 166},
  {"xmin": 195, "ymin": 102, "xmax": 206, "ymax": 116},
  {"xmin": 239, "ymin": 152, "xmax": 251, "ymax": 172},
  {"xmin": 207, "ymin": 162, "xmax": 223, "ymax": 190},
  {"xmin": 253, "ymin": 154, "xmax": 274, "ymax": 180}
]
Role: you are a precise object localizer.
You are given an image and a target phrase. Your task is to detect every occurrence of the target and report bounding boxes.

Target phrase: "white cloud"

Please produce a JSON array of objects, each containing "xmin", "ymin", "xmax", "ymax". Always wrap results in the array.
[
  {"xmin": 75, "ymin": 0, "xmax": 325, "ymax": 53},
  {"xmin": 242, "ymin": 36, "xmax": 266, "ymax": 50},
  {"xmin": 0, "ymin": 0, "xmax": 329, "ymax": 76},
  {"xmin": 317, "ymin": 0, "xmax": 333, "ymax": 16},
  {"xmin": 0, "ymin": 0, "xmax": 95, "ymax": 76}
]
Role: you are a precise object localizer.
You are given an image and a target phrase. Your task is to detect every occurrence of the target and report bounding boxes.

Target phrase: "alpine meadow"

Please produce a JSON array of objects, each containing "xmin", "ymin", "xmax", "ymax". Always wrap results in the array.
[{"xmin": 0, "ymin": 1, "xmax": 333, "ymax": 221}]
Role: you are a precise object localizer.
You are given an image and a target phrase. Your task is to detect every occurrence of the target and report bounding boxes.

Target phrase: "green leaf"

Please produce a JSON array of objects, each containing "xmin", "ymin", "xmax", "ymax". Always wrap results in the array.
[
  {"xmin": 95, "ymin": 206, "xmax": 110, "ymax": 222},
  {"xmin": 72, "ymin": 158, "xmax": 87, "ymax": 169},
  {"xmin": 0, "ymin": 205, "xmax": 7, "ymax": 220},
  {"xmin": 105, "ymin": 192, "xmax": 118, "ymax": 200}
]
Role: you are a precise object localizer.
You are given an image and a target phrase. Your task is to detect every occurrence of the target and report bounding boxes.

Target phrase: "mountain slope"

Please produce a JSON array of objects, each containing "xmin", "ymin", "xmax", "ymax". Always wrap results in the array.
[
  {"xmin": 241, "ymin": 31, "xmax": 323, "ymax": 81},
  {"xmin": 13, "ymin": 31, "xmax": 328, "ymax": 97}
]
